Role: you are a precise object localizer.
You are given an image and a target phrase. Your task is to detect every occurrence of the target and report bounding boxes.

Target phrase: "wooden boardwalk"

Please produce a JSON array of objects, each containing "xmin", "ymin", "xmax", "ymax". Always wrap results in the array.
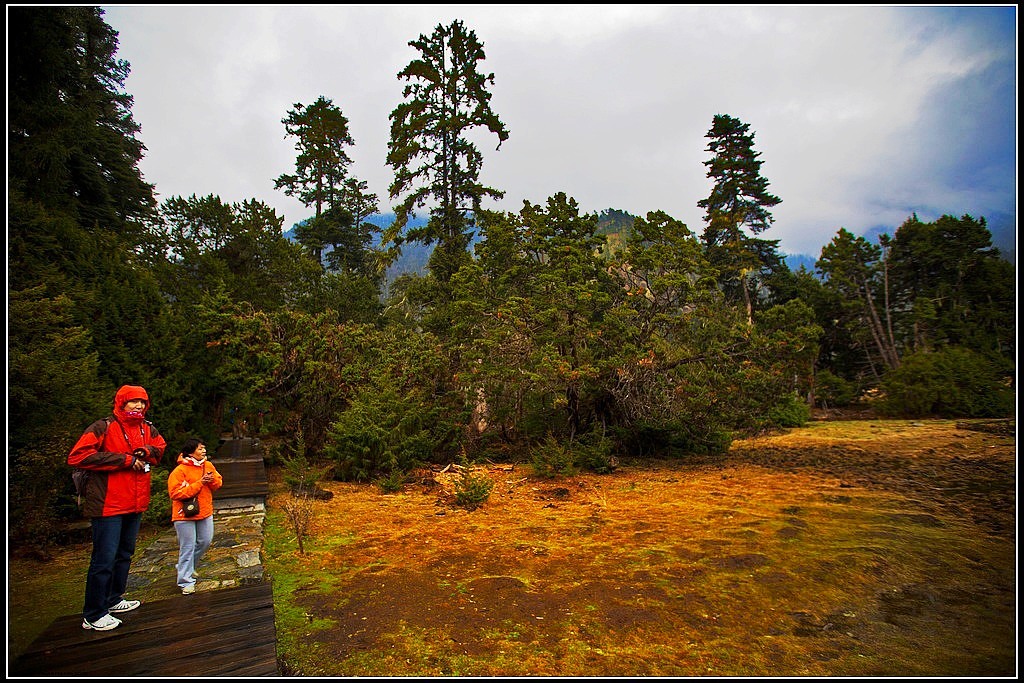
[
  {"xmin": 12, "ymin": 438, "xmax": 278, "ymax": 677},
  {"xmin": 213, "ymin": 437, "xmax": 270, "ymax": 501},
  {"xmin": 11, "ymin": 581, "xmax": 279, "ymax": 677},
  {"xmin": 212, "ymin": 456, "xmax": 270, "ymax": 501}
]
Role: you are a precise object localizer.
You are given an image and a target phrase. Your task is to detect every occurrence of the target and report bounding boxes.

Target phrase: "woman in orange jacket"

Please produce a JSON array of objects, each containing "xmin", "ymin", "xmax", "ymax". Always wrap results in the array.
[{"xmin": 167, "ymin": 438, "xmax": 223, "ymax": 594}]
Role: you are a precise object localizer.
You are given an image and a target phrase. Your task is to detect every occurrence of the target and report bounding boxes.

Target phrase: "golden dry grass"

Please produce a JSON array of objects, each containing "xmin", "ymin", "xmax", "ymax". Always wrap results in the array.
[{"xmin": 264, "ymin": 419, "xmax": 1016, "ymax": 677}]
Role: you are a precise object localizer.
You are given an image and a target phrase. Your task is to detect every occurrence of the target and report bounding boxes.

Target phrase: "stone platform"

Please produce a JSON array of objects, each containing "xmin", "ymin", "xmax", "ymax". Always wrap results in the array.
[{"xmin": 126, "ymin": 501, "xmax": 267, "ymax": 603}]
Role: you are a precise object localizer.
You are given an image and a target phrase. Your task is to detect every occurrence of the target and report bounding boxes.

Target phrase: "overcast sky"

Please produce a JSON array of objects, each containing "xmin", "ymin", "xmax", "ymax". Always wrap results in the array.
[{"xmin": 100, "ymin": 4, "xmax": 1017, "ymax": 259}]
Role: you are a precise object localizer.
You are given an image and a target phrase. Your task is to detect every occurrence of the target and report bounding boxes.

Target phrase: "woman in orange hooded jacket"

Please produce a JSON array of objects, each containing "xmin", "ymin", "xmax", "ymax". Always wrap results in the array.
[{"xmin": 167, "ymin": 438, "xmax": 223, "ymax": 594}]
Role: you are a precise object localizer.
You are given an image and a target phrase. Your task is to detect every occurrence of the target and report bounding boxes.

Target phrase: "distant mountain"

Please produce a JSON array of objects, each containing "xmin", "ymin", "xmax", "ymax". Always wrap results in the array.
[
  {"xmin": 284, "ymin": 213, "xmax": 434, "ymax": 281},
  {"xmin": 596, "ymin": 208, "xmax": 636, "ymax": 236},
  {"xmin": 784, "ymin": 253, "xmax": 817, "ymax": 272},
  {"xmin": 284, "ymin": 210, "xmax": 833, "ymax": 281}
]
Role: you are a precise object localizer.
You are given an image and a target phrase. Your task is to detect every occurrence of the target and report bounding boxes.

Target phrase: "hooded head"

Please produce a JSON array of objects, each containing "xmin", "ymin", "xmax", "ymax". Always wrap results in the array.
[{"xmin": 113, "ymin": 385, "xmax": 150, "ymax": 424}]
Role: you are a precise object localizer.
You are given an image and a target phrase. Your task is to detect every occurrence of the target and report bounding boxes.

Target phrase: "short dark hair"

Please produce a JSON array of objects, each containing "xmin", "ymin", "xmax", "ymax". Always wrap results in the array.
[{"xmin": 181, "ymin": 437, "xmax": 205, "ymax": 456}]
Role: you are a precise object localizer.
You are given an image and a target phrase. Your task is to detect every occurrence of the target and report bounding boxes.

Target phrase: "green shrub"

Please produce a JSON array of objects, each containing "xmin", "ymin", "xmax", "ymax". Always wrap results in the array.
[
  {"xmin": 325, "ymin": 386, "xmax": 461, "ymax": 482},
  {"xmin": 142, "ymin": 467, "xmax": 171, "ymax": 527},
  {"xmin": 530, "ymin": 435, "xmax": 576, "ymax": 478},
  {"xmin": 608, "ymin": 423, "xmax": 677, "ymax": 457},
  {"xmin": 529, "ymin": 432, "xmax": 619, "ymax": 477},
  {"xmin": 9, "ymin": 439, "xmax": 81, "ymax": 550},
  {"xmin": 279, "ymin": 428, "xmax": 330, "ymax": 491},
  {"xmin": 454, "ymin": 468, "xmax": 494, "ymax": 510},
  {"xmin": 376, "ymin": 470, "xmax": 406, "ymax": 494},
  {"xmin": 814, "ymin": 370, "xmax": 858, "ymax": 408},
  {"xmin": 574, "ymin": 431, "xmax": 618, "ymax": 474},
  {"xmin": 878, "ymin": 346, "xmax": 1015, "ymax": 418},
  {"xmin": 668, "ymin": 424, "xmax": 734, "ymax": 455},
  {"xmin": 261, "ymin": 440, "xmax": 284, "ymax": 468},
  {"xmin": 768, "ymin": 392, "xmax": 812, "ymax": 428}
]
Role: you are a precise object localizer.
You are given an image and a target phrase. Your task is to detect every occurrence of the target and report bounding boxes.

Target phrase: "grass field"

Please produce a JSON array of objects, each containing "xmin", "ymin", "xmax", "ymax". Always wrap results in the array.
[{"xmin": 262, "ymin": 419, "xmax": 1016, "ymax": 676}]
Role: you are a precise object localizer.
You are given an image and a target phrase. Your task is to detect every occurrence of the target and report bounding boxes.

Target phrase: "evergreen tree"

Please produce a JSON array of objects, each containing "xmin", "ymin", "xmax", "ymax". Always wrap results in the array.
[
  {"xmin": 8, "ymin": 6, "xmax": 161, "ymax": 395},
  {"xmin": 8, "ymin": 6, "xmax": 156, "ymax": 241},
  {"xmin": 463, "ymin": 194, "xmax": 615, "ymax": 439},
  {"xmin": 817, "ymin": 228, "xmax": 900, "ymax": 376},
  {"xmin": 8, "ymin": 7, "xmax": 175, "ymax": 542},
  {"xmin": 275, "ymin": 96, "xmax": 378, "ymax": 269},
  {"xmin": 385, "ymin": 19, "xmax": 509, "ymax": 283},
  {"xmin": 882, "ymin": 214, "xmax": 1014, "ymax": 360},
  {"xmin": 767, "ymin": 264, "xmax": 861, "ymax": 403},
  {"xmin": 324, "ymin": 177, "xmax": 382, "ymax": 279},
  {"xmin": 155, "ymin": 194, "xmax": 321, "ymax": 312},
  {"xmin": 8, "ymin": 287, "xmax": 110, "ymax": 546},
  {"xmin": 613, "ymin": 210, "xmax": 713, "ymax": 344},
  {"xmin": 275, "ymin": 95, "xmax": 354, "ymax": 217},
  {"xmin": 697, "ymin": 114, "xmax": 783, "ymax": 323}
]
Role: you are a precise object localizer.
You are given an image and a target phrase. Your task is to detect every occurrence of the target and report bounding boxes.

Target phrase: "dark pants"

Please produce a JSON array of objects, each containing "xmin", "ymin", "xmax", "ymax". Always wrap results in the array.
[{"xmin": 83, "ymin": 512, "xmax": 142, "ymax": 622}]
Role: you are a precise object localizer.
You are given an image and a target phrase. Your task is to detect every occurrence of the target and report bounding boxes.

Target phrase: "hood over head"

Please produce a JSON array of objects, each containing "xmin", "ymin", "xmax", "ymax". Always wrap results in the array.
[{"xmin": 113, "ymin": 385, "xmax": 150, "ymax": 423}]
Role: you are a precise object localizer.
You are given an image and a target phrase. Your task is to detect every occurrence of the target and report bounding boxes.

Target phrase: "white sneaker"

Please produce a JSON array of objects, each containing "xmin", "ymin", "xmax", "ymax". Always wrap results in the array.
[
  {"xmin": 82, "ymin": 614, "xmax": 121, "ymax": 631},
  {"xmin": 182, "ymin": 584, "xmax": 196, "ymax": 595},
  {"xmin": 109, "ymin": 599, "xmax": 141, "ymax": 614}
]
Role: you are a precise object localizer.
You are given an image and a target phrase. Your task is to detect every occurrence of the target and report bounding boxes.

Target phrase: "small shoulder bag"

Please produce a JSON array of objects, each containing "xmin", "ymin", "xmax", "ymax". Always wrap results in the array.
[{"xmin": 181, "ymin": 495, "xmax": 200, "ymax": 517}]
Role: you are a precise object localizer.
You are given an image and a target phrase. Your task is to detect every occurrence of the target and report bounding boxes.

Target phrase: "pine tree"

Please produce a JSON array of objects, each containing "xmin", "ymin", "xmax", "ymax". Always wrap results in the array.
[
  {"xmin": 8, "ymin": 6, "xmax": 156, "ymax": 243},
  {"xmin": 817, "ymin": 228, "xmax": 900, "ymax": 375},
  {"xmin": 386, "ymin": 20, "xmax": 509, "ymax": 283},
  {"xmin": 8, "ymin": 6, "xmax": 160, "ymax": 386},
  {"xmin": 883, "ymin": 214, "xmax": 1014, "ymax": 359},
  {"xmin": 697, "ymin": 114, "xmax": 782, "ymax": 324},
  {"xmin": 275, "ymin": 96, "xmax": 378, "ymax": 269},
  {"xmin": 8, "ymin": 7, "xmax": 167, "ymax": 541}
]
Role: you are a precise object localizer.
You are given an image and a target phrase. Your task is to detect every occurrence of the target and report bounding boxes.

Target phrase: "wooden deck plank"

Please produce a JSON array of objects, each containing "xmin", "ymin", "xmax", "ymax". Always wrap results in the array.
[
  {"xmin": 11, "ymin": 582, "xmax": 278, "ymax": 677},
  {"xmin": 212, "ymin": 457, "xmax": 270, "ymax": 499}
]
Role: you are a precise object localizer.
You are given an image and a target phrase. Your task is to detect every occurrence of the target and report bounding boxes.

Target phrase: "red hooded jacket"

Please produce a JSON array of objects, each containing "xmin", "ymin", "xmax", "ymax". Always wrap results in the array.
[{"xmin": 68, "ymin": 385, "xmax": 167, "ymax": 518}]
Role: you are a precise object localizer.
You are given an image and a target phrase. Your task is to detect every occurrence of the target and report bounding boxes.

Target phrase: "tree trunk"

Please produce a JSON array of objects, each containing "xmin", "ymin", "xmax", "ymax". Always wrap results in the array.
[{"xmin": 862, "ymin": 277, "xmax": 899, "ymax": 370}]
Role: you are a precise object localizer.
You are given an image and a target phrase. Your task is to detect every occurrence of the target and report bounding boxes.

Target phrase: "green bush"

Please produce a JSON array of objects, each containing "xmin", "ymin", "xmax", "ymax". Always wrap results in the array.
[
  {"xmin": 376, "ymin": 470, "xmax": 406, "ymax": 494},
  {"xmin": 608, "ymin": 423, "xmax": 677, "ymax": 457},
  {"xmin": 529, "ymin": 432, "xmax": 619, "ymax": 477},
  {"xmin": 767, "ymin": 392, "xmax": 812, "ymax": 428},
  {"xmin": 530, "ymin": 435, "xmax": 576, "ymax": 478},
  {"xmin": 325, "ymin": 386, "xmax": 461, "ymax": 482},
  {"xmin": 878, "ymin": 346, "xmax": 1015, "ymax": 418},
  {"xmin": 142, "ymin": 467, "xmax": 172, "ymax": 527},
  {"xmin": 814, "ymin": 370, "xmax": 858, "ymax": 408},
  {"xmin": 668, "ymin": 423, "xmax": 734, "ymax": 455},
  {"xmin": 574, "ymin": 431, "xmax": 618, "ymax": 474},
  {"xmin": 454, "ymin": 468, "xmax": 494, "ymax": 510},
  {"xmin": 9, "ymin": 439, "xmax": 81, "ymax": 550},
  {"xmin": 323, "ymin": 327, "xmax": 467, "ymax": 482}
]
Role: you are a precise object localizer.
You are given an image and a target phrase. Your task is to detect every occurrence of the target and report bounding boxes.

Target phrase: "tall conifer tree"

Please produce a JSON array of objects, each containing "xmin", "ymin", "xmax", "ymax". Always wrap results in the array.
[
  {"xmin": 697, "ymin": 114, "xmax": 782, "ymax": 324},
  {"xmin": 8, "ymin": 7, "xmax": 167, "ymax": 542},
  {"xmin": 8, "ymin": 6, "xmax": 161, "ymax": 388},
  {"xmin": 386, "ymin": 19, "xmax": 509, "ymax": 283},
  {"xmin": 275, "ymin": 96, "xmax": 378, "ymax": 269}
]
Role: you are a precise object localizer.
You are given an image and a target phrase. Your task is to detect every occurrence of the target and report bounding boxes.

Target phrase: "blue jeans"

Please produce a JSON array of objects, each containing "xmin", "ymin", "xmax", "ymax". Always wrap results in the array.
[
  {"xmin": 83, "ymin": 512, "xmax": 142, "ymax": 622},
  {"xmin": 174, "ymin": 517, "xmax": 214, "ymax": 589}
]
